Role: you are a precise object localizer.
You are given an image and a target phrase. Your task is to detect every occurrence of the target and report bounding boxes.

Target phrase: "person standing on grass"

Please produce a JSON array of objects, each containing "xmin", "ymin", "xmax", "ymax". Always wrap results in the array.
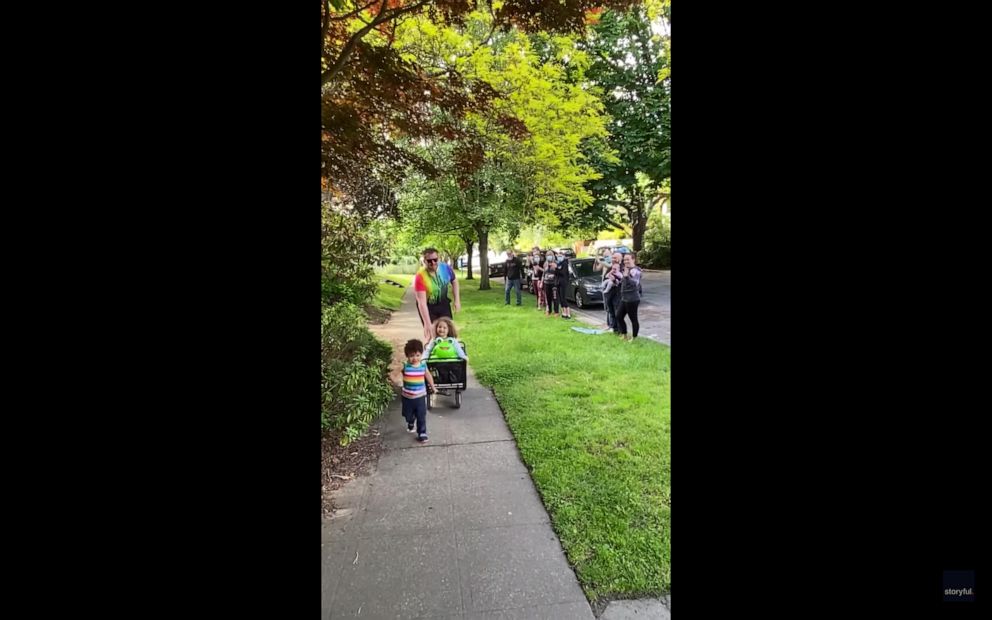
[
  {"xmin": 543, "ymin": 259, "xmax": 560, "ymax": 317},
  {"xmin": 615, "ymin": 252, "xmax": 644, "ymax": 341},
  {"xmin": 415, "ymin": 247, "xmax": 461, "ymax": 342},
  {"xmin": 544, "ymin": 250, "xmax": 559, "ymax": 312},
  {"xmin": 602, "ymin": 251, "xmax": 624, "ymax": 331},
  {"xmin": 555, "ymin": 252, "xmax": 572, "ymax": 319},
  {"xmin": 530, "ymin": 247, "xmax": 545, "ymax": 310},
  {"xmin": 504, "ymin": 249, "xmax": 523, "ymax": 306},
  {"xmin": 529, "ymin": 247, "xmax": 543, "ymax": 305},
  {"xmin": 401, "ymin": 339, "xmax": 435, "ymax": 443}
]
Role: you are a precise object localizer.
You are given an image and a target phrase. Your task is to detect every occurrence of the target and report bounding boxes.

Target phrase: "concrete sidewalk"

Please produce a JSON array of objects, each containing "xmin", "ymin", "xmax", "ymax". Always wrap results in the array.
[{"xmin": 322, "ymin": 289, "xmax": 595, "ymax": 620}]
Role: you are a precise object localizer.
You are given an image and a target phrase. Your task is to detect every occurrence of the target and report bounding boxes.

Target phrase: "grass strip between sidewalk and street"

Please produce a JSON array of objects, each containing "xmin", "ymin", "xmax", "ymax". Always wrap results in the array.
[
  {"xmin": 373, "ymin": 273, "xmax": 414, "ymax": 310},
  {"xmin": 454, "ymin": 281, "xmax": 671, "ymax": 602}
]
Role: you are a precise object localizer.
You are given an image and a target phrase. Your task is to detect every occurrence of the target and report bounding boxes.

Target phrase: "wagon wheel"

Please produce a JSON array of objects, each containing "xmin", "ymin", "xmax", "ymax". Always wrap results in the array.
[{"xmin": 454, "ymin": 390, "xmax": 462, "ymax": 408}]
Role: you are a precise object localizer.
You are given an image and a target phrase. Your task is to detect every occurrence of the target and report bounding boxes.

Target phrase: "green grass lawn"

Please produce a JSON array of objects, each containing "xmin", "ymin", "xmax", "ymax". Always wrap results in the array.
[
  {"xmin": 455, "ymin": 284, "xmax": 671, "ymax": 601},
  {"xmin": 373, "ymin": 273, "xmax": 414, "ymax": 310}
]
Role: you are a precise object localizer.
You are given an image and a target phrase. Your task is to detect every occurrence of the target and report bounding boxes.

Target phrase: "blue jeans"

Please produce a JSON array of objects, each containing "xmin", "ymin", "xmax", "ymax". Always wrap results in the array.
[
  {"xmin": 402, "ymin": 396, "xmax": 427, "ymax": 435},
  {"xmin": 604, "ymin": 288, "xmax": 617, "ymax": 327},
  {"xmin": 608, "ymin": 290, "xmax": 624, "ymax": 333},
  {"xmin": 505, "ymin": 278, "xmax": 522, "ymax": 305}
]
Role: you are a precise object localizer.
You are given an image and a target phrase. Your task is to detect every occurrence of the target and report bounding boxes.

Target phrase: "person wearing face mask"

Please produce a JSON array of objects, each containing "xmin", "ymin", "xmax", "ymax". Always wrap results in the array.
[
  {"xmin": 544, "ymin": 251, "xmax": 559, "ymax": 312},
  {"xmin": 542, "ymin": 254, "xmax": 559, "ymax": 317},
  {"xmin": 529, "ymin": 247, "xmax": 546, "ymax": 309}
]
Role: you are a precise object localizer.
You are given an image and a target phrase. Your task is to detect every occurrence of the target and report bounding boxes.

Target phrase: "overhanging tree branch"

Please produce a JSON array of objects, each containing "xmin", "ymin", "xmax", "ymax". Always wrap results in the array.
[
  {"xmin": 321, "ymin": 0, "xmax": 429, "ymax": 87},
  {"xmin": 422, "ymin": 19, "xmax": 498, "ymax": 78},
  {"xmin": 603, "ymin": 216, "xmax": 629, "ymax": 232},
  {"xmin": 328, "ymin": 0, "xmax": 379, "ymax": 22},
  {"xmin": 322, "ymin": 1, "xmax": 331, "ymax": 48},
  {"xmin": 602, "ymin": 198, "xmax": 633, "ymax": 210}
]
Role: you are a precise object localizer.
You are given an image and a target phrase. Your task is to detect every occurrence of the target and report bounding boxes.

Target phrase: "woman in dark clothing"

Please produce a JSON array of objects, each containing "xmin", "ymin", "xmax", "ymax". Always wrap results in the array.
[
  {"xmin": 615, "ymin": 252, "xmax": 643, "ymax": 341},
  {"xmin": 544, "ymin": 251, "xmax": 558, "ymax": 312},
  {"xmin": 601, "ymin": 251, "xmax": 624, "ymax": 332},
  {"xmin": 555, "ymin": 254, "xmax": 572, "ymax": 319},
  {"xmin": 542, "ymin": 260, "xmax": 559, "ymax": 317},
  {"xmin": 530, "ymin": 247, "xmax": 545, "ymax": 309}
]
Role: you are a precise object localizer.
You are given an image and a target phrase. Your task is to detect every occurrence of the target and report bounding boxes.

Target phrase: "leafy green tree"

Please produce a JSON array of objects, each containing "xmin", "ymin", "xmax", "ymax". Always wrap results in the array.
[
  {"xmin": 322, "ymin": 0, "xmax": 636, "ymax": 213},
  {"xmin": 394, "ymin": 8, "xmax": 612, "ymax": 287},
  {"xmin": 583, "ymin": 5, "xmax": 670, "ymax": 251},
  {"xmin": 640, "ymin": 200, "xmax": 671, "ymax": 269}
]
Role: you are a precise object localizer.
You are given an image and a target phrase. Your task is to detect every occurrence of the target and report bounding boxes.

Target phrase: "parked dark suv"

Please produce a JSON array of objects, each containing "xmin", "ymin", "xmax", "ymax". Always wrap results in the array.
[{"xmin": 563, "ymin": 258, "xmax": 604, "ymax": 308}]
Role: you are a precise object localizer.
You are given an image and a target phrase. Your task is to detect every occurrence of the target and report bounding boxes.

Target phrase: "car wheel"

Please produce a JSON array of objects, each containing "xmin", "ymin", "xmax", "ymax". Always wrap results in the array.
[{"xmin": 576, "ymin": 290, "xmax": 587, "ymax": 309}]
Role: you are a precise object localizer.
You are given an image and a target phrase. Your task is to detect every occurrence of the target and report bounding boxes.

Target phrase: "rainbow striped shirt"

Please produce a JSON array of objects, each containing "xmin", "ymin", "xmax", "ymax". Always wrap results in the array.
[{"xmin": 402, "ymin": 361, "xmax": 428, "ymax": 399}]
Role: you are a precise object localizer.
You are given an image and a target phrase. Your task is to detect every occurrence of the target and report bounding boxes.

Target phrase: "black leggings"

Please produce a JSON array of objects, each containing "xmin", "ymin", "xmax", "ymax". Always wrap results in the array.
[
  {"xmin": 543, "ymin": 283, "xmax": 559, "ymax": 313},
  {"xmin": 610, "ymin": 292, "xmax": 623, "ymax": 333},
  {"xmin": 556, "ymin": 282, "xmax": 569, "ymax": 309},
  {"xmin": 616, "ymin": 300, "xmax": 640, "ymax": 338}
]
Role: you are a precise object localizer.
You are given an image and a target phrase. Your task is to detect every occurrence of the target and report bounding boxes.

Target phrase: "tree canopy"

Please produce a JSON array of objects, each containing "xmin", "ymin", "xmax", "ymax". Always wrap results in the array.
[
  {"xmin": 321, "ymin": 0, "xmax": 636, "ymax": 216},
  {"xmin": 583, "ymin": 4, "xmax": 670, "ymax": 251},
  {"xmin": 392, "ymin": 7, "xmax": 613, "ymax": 287}
]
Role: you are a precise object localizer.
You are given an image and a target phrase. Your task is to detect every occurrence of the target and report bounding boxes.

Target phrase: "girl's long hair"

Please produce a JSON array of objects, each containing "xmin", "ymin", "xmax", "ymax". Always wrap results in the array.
[{"xmin": 431, "ymin": 316, "xmax": 458, "ymax": 338}]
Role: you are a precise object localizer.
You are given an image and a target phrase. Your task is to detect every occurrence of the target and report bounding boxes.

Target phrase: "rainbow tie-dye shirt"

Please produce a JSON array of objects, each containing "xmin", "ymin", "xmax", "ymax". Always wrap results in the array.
[
  {"xmin": 414, "ymin": 263, "xmax": 455, "ymax": 304},
  {"xmin": 402, "ymin": 361, "xmax": 428, "ymax": 399}
]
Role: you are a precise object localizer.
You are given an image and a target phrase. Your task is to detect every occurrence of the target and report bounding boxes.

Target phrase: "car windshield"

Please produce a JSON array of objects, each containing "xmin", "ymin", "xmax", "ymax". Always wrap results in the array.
[{"xmin": 571, "ymin": 260, "xmax": 596, "ymax": 277}]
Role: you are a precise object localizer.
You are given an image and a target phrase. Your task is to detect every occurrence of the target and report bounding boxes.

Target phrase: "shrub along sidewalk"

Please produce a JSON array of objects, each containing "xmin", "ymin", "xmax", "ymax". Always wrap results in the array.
[{"xmin": 455, "ymin": 284, "xmax": 671, "ymax": 601}]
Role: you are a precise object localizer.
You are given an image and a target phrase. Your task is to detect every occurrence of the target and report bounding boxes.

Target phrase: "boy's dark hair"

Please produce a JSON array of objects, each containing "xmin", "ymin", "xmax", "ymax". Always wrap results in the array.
[
  {"xmin": 422, "ymin": 247, "xmax": 439, "ymax": 257},
  {"xmin": 404, "ymin": 339, "xmax": 424, "ymax": 356}
]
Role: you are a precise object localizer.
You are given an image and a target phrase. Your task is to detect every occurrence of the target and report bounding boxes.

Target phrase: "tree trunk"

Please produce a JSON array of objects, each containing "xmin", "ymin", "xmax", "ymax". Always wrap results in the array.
[
  {"xmin": 631, "ymin": 195, "xmax": 647, "ymax": 253},
  {"xmin": 476, "ymin": 224, "xmax": 491, "ymax": 290},
  {"xmin": 632, "ymin": 212, "xmax": 647, "ymax": 253},
  {"xmin": 463, "ymin": 238, "xmax": 474, "ymax": 280}
]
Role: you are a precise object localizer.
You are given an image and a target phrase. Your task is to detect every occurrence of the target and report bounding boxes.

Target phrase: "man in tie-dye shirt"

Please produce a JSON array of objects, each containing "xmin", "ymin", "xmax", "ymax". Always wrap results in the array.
[{"xmin": 415, "ymin": 247, "xmax": 461, "ymax": 342}]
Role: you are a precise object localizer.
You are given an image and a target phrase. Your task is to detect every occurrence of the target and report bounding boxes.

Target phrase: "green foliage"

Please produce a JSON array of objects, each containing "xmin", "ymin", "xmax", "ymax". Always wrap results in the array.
[
  {"xmin": 393, "ymin": 10, "xmax": 614, "ymax": 246},
  {"xmin": 587, "ymin": 7, "xmax": 669, "ymax": 187},
  {"xmin": 598, "ymin": 228, "xmax": 629, "ymax": 241},
  {"xmin": 373, "ymin": 280, "xmax": 406, "ymax": 311},
  {"xmin": 321, "ymin": 303, "xmax": 395, "ymax": 443},
  {"xmin": 645, "ymin": 0, "xmax": 672, "ymax": 82},
  {"xmin": 640, "ymin": 205, "xmax": 671, "ymax": 269},
  {"xmin": 378, "ymin": 258, "xmax": 421, "ymax": 275},
  {"xmin": 321, "ymin": 204, "xmax": 392, "ymax": 307},
  {"xmin": 467, "ymin": 22, "xmax": 612, "ymax": 225},
  {"xmin": 582, "ymin": 6, "xmax": 671, "ymax": 249},
  {"xmin": 387, "ymin": 226, "xmax": 430, "ymax": 265},
  {"xmin": 373, "ymin": 273, "xmax": 414, "ymax": 310},
  {"xmin": 516, "ymin": 225, "xmax": 589, "ymax": 251},
  {"xmin": 321, "ymin": 204, "xmax": 398, "ymax": 444}
]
